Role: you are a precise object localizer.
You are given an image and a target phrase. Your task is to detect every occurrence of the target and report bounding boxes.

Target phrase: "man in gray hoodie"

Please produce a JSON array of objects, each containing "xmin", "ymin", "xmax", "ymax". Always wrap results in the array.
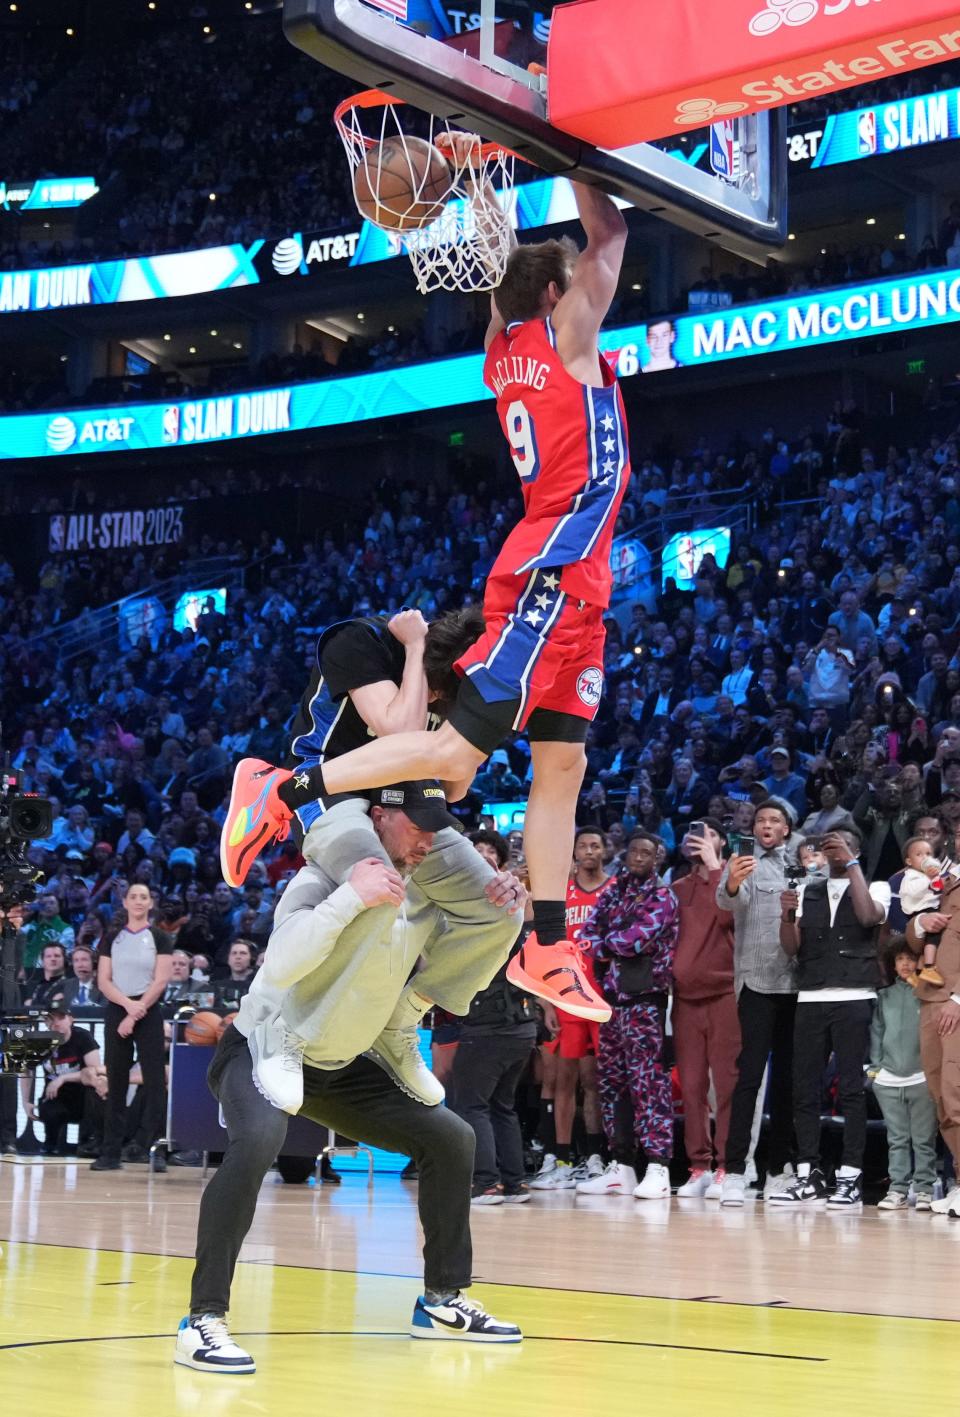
[{"xmin": 177, "ymin": 781, "xmax": 525, "ymax": 1375}]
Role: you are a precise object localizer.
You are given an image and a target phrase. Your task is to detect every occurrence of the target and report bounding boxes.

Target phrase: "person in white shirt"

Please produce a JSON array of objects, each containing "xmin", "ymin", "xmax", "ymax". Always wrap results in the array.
[
  {"xmin": 774, "ymin": 828, "xmax": 888, "ymax": 1208},
  {"xmin": 721, "ymin": 648, "xmax": 754, "ymax": 707},
  {"xmin": 804, "ymin": 627, "xmax": 853, "ymax": 712}
]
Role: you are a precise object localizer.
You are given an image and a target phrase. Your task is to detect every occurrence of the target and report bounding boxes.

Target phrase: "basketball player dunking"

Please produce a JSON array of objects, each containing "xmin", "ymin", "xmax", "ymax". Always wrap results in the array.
[{"xmin": 222, "ymin": 164, "xmax": 630, "ymax": 1023}]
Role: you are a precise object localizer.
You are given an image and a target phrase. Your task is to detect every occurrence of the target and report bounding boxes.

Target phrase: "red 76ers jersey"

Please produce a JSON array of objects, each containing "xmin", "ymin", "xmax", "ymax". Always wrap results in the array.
[{"xmin": 483, "ymin": 316, "xmax": 632, "ymax": 609}]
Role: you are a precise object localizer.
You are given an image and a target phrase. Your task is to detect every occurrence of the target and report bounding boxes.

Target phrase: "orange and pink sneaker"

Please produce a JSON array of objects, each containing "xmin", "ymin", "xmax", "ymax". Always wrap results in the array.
[
  {"xmin": 506, "ymin": 934, "xmax": 611, "ymax": 1022},
  {"xmin": 220, "ymin": 758, "xmax": 293, "ymax": 887}
]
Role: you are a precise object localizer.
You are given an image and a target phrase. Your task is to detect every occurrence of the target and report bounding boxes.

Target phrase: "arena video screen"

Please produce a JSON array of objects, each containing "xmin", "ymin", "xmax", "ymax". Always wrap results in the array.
[
  {"xmin": 173, "ymin": 588, "xmax": 228, "ymax": 634},
  {"xmin": 662, "ymin": 528, "xmax": 732, "ymax": 591}
]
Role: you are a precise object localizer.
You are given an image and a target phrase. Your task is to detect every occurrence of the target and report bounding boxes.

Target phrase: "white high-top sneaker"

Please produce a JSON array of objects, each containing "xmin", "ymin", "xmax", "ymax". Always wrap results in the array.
[
  {"xmin": 576, "ymin": 1159, "xmax": 637, "ymax": 1194},
  {"xmin": 367, "ymin": 1027, "xmax": 445, "ymax": 1106},
  {"xmin": 248, "ymin": 1015, "xmax": 306, "ymax": 1114},
  {"xmin": 931, "ymin": 1184, "xmax": 960, "ymax": 1215},
  {"xmin": 763, "ymin": 1163, "xmax": 796, "ymax": 1201},
  {"xmin": 633, "ymin": 1163, "xmax": 671, "ymax": 1200},
  {"xmin": 677, "ymin": 1168, "xmax": 715, "ymax": 1199}
]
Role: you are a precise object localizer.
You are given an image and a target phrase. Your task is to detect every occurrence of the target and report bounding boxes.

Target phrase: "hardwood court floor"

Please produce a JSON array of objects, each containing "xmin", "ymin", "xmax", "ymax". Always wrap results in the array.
[{"xmin": 1, "ymin": 1162, "xmax": 958, "ymax": 1417}]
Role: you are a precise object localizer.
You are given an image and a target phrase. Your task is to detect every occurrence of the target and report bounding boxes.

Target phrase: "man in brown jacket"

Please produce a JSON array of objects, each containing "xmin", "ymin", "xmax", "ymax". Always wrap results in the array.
[{"xmin": 907, "ymin": 890, "xmax": 960, "ymax": 1214}]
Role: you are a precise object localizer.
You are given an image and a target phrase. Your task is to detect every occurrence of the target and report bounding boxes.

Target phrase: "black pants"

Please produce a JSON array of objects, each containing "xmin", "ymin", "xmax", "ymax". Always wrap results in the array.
[
  {"xmin": 38, "ymin": 1086, "xmax": 86, "ymax": 1153},
  {"xmin": 190, "ymin": 1028, "xmax": 476, "ymax": 1317},
  {"xmin": 103, "ymin": 1001, "xmax": 166, "ymax": 1159},
  {"xmin": 0, "ymin": 1074, "xmax": 17, "ymax": 1150},
  {"xmin": 452, "ymin": 1032, "xmax": 533, "ymax": 1190},
  {"xmin": 724, "ymin": 987, "xmax": 797, "ymax": 1176},
  {"xmin": 793, "ymin": 999, "xmax": 872, "ymax": 1171}
]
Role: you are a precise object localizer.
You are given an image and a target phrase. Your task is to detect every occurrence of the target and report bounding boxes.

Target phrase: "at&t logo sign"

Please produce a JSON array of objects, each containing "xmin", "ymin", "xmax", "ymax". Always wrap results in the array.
[
  {"xmin": 272, "ymin": 238, "xmax": 304, "ymax": 275},
  {"xmin": 46, "ymin": 415, "xmax": 77, "ymax": 452},
  {"xmin": 45, "ymin": 412, "xmax": 135, "ymax": 453}
]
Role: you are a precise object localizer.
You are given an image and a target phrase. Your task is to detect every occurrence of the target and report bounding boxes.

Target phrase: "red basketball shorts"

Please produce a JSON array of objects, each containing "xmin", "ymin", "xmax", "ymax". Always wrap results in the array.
[
  {"xmin": 556, "ymin": 1012, "xmax": 601, "ymax": 1060},
  {"xmin": 451, "ymin": 569, "xmax": 606, "ymax": 751}
]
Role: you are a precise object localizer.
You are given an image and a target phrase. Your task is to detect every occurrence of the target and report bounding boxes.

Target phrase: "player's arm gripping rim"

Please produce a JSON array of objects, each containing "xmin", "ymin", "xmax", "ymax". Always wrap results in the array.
[{"xmin": 550, "ymin": 184, "xmax": 627, "ymax": 383}]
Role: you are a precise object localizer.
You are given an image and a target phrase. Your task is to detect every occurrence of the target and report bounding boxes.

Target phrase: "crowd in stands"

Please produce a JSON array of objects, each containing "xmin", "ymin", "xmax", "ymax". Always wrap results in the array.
[{"xmin": 3, "ymin": 387, "xmax": 960, "ymax": 1200}]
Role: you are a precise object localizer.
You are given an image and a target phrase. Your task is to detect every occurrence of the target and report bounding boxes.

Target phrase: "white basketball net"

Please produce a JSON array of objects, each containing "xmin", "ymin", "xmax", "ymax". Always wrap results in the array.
[{"xmin": 335, "ymin": 93, "xmax": 516, "ymax": 294}]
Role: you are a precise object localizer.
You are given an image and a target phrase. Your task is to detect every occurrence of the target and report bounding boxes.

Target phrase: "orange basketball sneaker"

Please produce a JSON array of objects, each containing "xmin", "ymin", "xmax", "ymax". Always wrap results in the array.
[
  {"xmin": 220, "ymin": 758, "xmax": 293, "ymax": 888},
  {"xmin": 506, "ymin": 936, "xmax": 611, "ymax": 1023}
]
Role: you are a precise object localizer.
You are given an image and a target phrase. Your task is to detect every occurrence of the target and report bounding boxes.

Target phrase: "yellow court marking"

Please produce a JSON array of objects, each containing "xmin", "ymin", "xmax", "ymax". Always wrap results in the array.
[{"xmin": 0, "ymin": 1242, "xmax": 955, "ymax": 1417}]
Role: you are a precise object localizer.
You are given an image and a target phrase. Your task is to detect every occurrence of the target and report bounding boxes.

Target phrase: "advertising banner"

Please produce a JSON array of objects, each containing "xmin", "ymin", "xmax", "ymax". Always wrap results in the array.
[
  {"xmin": 47, "ymin": 504, "xmax": 186, "ymax": 552},
  {"xmin": 3, "ymin": 266, "xmax": 959, "ymax": 462},
  {"xmin": 788, "ymin": 82, "xmax": 960, "ymax": 166},
  {"xmin": 0, "ymin": 176, "xmax": 98, "ymax": 212},
  {"xmin": 548, "ymin": 0, "xmax": 960, "ymax": 147}
]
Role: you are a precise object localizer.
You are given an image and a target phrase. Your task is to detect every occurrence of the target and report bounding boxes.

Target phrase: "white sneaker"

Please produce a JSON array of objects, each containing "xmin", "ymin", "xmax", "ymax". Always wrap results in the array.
[
  {"xmin": 720, "ymin": 1172, "xmax": 747, "ymax": 1208},
  {"xmin": 763, "ymin": 1164, "xmax": 796, "ymax": 1201},
  {"xmin": 877, "ymin": 1189, "xmax": 909, "ymax": 1211},
  {"xmin": 677, "ymin": 1169, "xmax": 714, "ymax": 1199},
  {"xmin": 530, "ymin": 1152, "xmax": 557, "ymax": 1186},
  {"xmin": 633, "ymin": 1163, "xmax": 671, "ymax": 1200},
  {"xmin": 367, "ymin": 1026, "xmax": 445, "ymax": 1107},
  {"xmin": 914, "ymin": 1192, "xmax": 934, "ymax": 1212},
  {"xmin": 530, "ymin": 1159, "xmax": 578, "ymax": 1191},
  {"xmin": 248, "ymin": 1015, "xmax": 305, "ymax": 1115},
  {"xmin": 576, "ymin": 1160, "xmax": 636, "ymax": 1195},
  {"xmin": 175, "ymin": 1315, "xmax": 255, "ymax": 1374},
  {"xmin": 580, "ymin": 1153, "xmax": 605, "ymax": 1181},
  {"xmin": 704, "ymin": 1169, "xmax": 726, "ymax": 1200},
  {"xmin": 931, "ymin": 1184, "xmax": 960, "ymax": 1215}
]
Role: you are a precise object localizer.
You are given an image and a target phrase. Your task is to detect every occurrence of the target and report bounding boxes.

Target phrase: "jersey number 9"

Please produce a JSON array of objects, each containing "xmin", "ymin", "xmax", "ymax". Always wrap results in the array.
[{"xmin": 506, "ymin": 400, "xmax": 541, "ymax": 482}]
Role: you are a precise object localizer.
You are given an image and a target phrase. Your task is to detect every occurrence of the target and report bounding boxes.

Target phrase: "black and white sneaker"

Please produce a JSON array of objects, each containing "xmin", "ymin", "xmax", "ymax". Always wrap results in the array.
[
  {"xmin": 175, "ymin": 1315, "xmax": 256, "ymax": 1373},
  {"xmin": 411, "ymin": 1293, "xmax": 522, "ymax": 1343},
  {"xmin": 766, "ymin": 1167, "xmax": 829, "ymax": 1207},
  {"xmin": 828, "ymin": 1174, "xmax": 862, "ymax": 1208}
]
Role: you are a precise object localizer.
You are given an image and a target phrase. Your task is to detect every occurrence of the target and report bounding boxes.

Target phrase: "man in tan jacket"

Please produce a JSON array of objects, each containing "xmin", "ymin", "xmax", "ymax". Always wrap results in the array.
[{"xmin": 907, "ymin": 888, "xmax": 960, "ymax": 1214}]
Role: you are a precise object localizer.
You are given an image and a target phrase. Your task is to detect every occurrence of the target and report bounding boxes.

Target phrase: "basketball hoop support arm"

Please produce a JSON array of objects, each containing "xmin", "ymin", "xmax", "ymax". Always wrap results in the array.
[{"xmin": 283, "ymin": 0, "xmax": 787, "ymax": 259}]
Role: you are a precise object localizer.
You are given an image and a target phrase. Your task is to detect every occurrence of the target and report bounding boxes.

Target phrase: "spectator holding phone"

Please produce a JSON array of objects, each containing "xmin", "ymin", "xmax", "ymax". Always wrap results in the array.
[{"xmin": 716, "ymin": 801, "xmax": 798, "ymax": 1207}]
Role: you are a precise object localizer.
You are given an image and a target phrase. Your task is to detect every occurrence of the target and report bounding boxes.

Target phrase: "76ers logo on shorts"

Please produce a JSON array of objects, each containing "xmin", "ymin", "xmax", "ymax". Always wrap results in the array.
[{"xmin": 576, "ymin": 667, "xmax": 604, "ymax": 708}]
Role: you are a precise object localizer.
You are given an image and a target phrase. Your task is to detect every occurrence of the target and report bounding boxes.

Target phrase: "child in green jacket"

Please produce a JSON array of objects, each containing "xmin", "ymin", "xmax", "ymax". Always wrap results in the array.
[{"xmin": 870, "ymin": 936, "xmax": 941, "ymax": 1210}]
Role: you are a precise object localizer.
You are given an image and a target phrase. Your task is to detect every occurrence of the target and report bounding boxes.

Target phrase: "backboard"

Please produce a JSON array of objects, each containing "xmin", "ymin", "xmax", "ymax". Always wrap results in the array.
[{"xmin": 283, "ymin": 0, "xmax": 787, "ymax": 260}]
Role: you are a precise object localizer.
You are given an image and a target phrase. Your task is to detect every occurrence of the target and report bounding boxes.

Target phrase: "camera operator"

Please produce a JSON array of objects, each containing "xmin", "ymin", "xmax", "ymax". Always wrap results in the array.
[
  {"xmin": 0, "ymin": 901, "xmax": 26, "ymax": 1155},
  {"xmin": 18, "ymin": 1002, "xmax": 103, "ymax": 1156},
  {"xmin": 93, "ymin": 882, "xmax": 172, "ymax": 1171}
]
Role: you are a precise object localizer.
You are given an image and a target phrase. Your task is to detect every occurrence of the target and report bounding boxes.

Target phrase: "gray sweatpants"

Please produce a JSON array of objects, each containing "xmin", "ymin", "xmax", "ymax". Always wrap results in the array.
[
  {"xmin": 874, "ymin": 1080, "xmax": 940, "ymax": 1194},
  {"xmin": 302, "ymin": 806, "xmax": 519, "ymax": 1017}
]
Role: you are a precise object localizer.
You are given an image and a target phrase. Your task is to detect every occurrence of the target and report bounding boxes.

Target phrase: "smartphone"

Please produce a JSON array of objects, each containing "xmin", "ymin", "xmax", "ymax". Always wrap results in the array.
[
  {"xmin": 689, "ymin": 821, "xmax": 706, "ymax": 839},
  {"xmin": 737, "ymin": 833, "xmax": 756, "ymax": 857}
]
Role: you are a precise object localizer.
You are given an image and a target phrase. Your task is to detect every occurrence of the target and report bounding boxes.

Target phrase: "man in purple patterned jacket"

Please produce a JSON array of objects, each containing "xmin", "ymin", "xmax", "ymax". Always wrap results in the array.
[{"xmin": 575, "ymin": 831, "xmax": 679, "ymax": 1202}]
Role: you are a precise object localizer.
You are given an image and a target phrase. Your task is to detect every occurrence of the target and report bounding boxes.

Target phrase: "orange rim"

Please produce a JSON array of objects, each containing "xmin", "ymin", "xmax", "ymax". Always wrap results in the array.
[{"xmin": 333, "ymin": 88, "xmax": 525, "ymax": 163}]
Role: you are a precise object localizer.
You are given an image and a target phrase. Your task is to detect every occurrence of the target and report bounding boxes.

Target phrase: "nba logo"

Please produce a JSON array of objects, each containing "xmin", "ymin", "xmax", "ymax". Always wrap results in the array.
[
  {"xmin": 48, "ymin": 515, "xmax": 65, "ymax": 553},
  {"xmin": 857, "ymin": 110, "xmax": 877, "ymax": 156},
  {"xmin": 162, "ymin": 405, "xmax": 180, "ymax": 444},
  {"xmin": 709, "ymin": 120, "xmax": 737, "ymax": 183}
]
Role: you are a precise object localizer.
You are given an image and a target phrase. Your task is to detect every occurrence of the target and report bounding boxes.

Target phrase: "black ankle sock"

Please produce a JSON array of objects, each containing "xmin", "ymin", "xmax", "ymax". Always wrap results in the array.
[
  {"xmin": 538, "ymin": 1099, "xmax": 556, "ymax": 1153},
  {"xmin": 555, "ymin": 1142, "xmax": 572, "ymax": 1164},
  {"xmin": 585, "ymin": 1133, "xmax": 605, "ymax": 1159},
  {"xmin": 532, "ymin": 900, "xmax": 567, "ymax": 945},
  {"xmin": 278, "ymin": 763, "xmax": 327, "ymax": 811}
]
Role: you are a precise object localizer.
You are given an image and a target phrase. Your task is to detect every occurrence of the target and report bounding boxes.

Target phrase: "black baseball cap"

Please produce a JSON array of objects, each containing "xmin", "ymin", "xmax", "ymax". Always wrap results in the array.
[
  {"xmin": 369, "ymin": 781, "xmax": 461, "ymax": 832},
  {"xmin": 45, "ymin": 997, "xmax": 71, "ymax": 1018}
]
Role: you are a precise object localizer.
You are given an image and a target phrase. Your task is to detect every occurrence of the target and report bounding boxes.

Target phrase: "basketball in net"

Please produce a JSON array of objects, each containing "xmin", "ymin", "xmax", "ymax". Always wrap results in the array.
[
  {"xmin": 353, "ymin": 135, "xmax": 452, "ymax": 232},
  {"xmin": 336, "ymin": 91, "xmax": 518, "ymax": 294}
]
